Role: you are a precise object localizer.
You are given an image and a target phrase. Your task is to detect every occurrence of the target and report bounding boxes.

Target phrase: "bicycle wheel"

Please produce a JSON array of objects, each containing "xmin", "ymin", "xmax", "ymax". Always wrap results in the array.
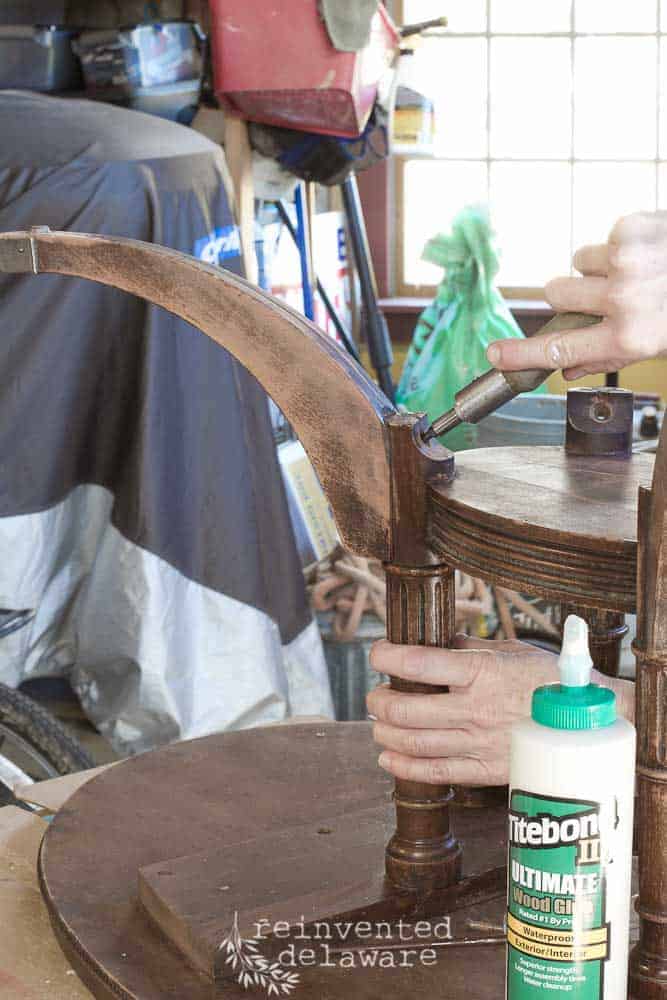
[{"xmin": 0, "ymin": 682, "xmax": 94, "ymax": 807}]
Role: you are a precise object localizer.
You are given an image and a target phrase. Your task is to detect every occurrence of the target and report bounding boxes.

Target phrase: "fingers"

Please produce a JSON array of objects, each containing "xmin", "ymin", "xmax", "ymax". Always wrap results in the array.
[
  {"xmin": 373, "ymin": 720, "xmax": 478, "ymax": 758},
  {"xmin": 573, "ymin": 243, "xmax": 609, "ymax": 277},
  {"xmin": 544, "ymin": 275, "xmax": 608, "ymax": 315},
  {"xmin": 561, "ymin": 366, "xmax": 589, "ymax": 381},
  {"xmin": 609, "ymin": 210, "xmax": 664, "ymax": 247},
  {"xmin": 452, "ymin": 632, "xmax": 535, "ymax": 655},
  {"xmin": 369, "ymin": 639, "xmax": 487, "ymax": 688},
  {"xmin": 370, "ymin": 636, "xmax": 541, "ymax": 687},
  {"xmin": 377, "ymin": 750, "xmax": 504, "ymax": 787},
  {"xmin": 562, "ymin": 362, "xmax": 623, "ymax": 381},
  {"xmin": 486, "ymin": 318, "xmax": 616, "ymax": 373},
  {"xmin": 366, "ymin": 684, "xmax": 473, "ymax": 729},
  {"xmin": 580, "ymin": 216, "xmax": 667, "ymax": 281}
]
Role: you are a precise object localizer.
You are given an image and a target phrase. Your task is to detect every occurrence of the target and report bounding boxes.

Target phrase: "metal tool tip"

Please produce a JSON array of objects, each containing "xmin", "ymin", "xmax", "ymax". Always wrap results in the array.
[{"xmin": 425, "ymin": 408, "xmax": 461, "ymax": 441}]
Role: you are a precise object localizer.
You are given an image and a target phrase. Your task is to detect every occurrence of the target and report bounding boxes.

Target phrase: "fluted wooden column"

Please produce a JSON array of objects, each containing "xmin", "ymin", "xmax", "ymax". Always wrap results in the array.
[
  {"xmin": 629, "ymin": 644, "xmax": 667, "ymax": 998},
  {"xmin": 384, "ymin": 564, "xmax": 462, "ymax": 889},
  {"xmin": 382, "ymin": 414, "xmax": 462, "ymax": 891},
  {"xmin": 628, "ymin": 472, "xmax": 667, "ymax": 998}
]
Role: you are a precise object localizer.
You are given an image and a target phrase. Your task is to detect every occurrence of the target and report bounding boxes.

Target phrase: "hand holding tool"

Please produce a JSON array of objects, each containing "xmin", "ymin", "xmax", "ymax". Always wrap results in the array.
[{"xmin": 422, "ymin": 312, "xmax": 603, "ymax": 442}]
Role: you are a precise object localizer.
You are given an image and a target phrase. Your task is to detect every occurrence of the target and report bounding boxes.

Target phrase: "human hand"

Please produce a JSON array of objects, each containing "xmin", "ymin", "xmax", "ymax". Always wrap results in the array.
[
  {"xmin": 367, "ymin": 634, "xmax": 559, "ymax": 786},
  {"xmin": 486, "ymin": 211, "xmax": 667, "ymax": 380}
]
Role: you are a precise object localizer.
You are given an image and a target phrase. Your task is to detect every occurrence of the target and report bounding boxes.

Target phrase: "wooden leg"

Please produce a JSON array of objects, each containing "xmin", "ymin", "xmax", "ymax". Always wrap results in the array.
[
  {"xmin": 382, "ymin": 413, "xmax": 462, "ymax": 891},
  {"xmin": 628, "ymin": 646, "xmax": 667, "ymax": 998},
  {"xmin": 383, "ymin": 564, "xmax": 463, "ymax": 890},
  {"xmin": 561, "ymin": 604, "xmax": 627, "ymax": 679},
  {"xmin": 224, "ymin": 116, "xmax": 257, "ymax": 285},
  {"xmin": 628, "ymin": 461, "xmax": 667, "ymax": 998}
]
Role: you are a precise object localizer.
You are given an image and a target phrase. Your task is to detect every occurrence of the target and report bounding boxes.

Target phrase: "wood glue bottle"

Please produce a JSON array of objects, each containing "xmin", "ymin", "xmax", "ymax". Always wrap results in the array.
[{"xmin": 507, "ymin": 615, "xmax": 635, "ymax": 1000}]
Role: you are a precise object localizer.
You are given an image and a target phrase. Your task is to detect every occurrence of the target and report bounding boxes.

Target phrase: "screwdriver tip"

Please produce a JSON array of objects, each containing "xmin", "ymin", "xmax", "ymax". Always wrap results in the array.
[{"xmin": 425, "ymin": 408, "xmax": 461, "ymax": 441}]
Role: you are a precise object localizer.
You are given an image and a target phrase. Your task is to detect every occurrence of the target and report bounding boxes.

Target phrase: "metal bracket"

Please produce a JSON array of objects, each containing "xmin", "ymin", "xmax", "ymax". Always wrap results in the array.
[{"xmin": 0, "ymin": 234, "xmax": 38, "ymax": 274}]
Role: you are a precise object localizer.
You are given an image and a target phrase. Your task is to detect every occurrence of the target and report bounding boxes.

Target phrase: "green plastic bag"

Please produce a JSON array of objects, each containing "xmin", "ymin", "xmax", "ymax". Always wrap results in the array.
[{"xmin": 396, "ymin": 205, "xmax": 543, "ymax": 450}]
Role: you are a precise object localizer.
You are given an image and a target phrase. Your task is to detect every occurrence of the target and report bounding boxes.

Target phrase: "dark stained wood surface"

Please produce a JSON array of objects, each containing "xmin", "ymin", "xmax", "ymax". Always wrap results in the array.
[
  {"xmin": 429, "ymin": 446, "xmax": 654, "ymax": 611},
  {"xmin": 137, "ymin": 808, "xmax": 505, "ymax": 982},
  {"xmin": 0, "ymin": 229, "xmax": 395, "ymax": 560},
  {"xmin": 629, "ymin": 428, "xmax": 667, "ymax": 998},
  {"xmin": 39, "ymin": 723, "xmax": 508, "ymax": 999},
  {"xmin": 382, "ymin": 415, "xmax": 462, "ymax": 892}
]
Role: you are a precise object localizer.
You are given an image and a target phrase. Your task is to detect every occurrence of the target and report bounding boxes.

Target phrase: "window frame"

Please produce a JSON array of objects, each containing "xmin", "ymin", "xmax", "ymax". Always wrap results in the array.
[
  {"xmin": 395, "ymin": 0, "xmax": 665, "ymax": 300},
  {"xmin": 395, "ymin": 157, "xmax": 548, "ymax": 300}
]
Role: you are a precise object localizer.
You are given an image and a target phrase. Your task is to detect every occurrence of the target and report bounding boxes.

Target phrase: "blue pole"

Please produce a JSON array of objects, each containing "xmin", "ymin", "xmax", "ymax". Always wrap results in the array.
[{"xmin": 294, "ymin": 184, "xmax": 315, "ymax": 321}]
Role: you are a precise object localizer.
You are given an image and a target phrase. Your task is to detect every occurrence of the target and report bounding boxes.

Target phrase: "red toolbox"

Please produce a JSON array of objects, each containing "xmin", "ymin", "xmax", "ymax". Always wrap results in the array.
[{"xmin": 209, "ymin": 1, "xmax": 399, "ymax": 138}]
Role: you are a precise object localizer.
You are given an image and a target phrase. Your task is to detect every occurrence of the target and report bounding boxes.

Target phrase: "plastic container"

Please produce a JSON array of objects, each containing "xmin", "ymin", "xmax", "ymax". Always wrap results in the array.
[
  {"xmin": 76, "ymin": 22, "xmax": 203, "ymax": 103},
  {"xmin": 392, "ymin": 50, "xmax": 435, "ymax": 150},
  {"xmin": 507, "ymin": 616, "xmax": 635, "ymax": 1000},
  {"xmin": 0, "ymin": 26, "xmax": 83, "ymax": 92},
  {"xmin": 477, "ymin": 393, "xmax": 566, "ymax": 449},
  {"xmin": 127, "ymin": 79, "xmax": 202, "ymax": 122},
  {"xmin": 209, "ymin": 0, "xmax": 399, "ymax": 138}
]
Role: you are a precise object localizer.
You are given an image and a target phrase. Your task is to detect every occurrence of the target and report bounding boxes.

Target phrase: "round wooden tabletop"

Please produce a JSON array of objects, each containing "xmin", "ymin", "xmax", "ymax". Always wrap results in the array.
[
  {"xmin": 38, "ymin": 723, "xmax": 507, "ymax": 1000},
  {"xmin": 428, "ymin": 446, "xmax": 654, "ymax": 612}
]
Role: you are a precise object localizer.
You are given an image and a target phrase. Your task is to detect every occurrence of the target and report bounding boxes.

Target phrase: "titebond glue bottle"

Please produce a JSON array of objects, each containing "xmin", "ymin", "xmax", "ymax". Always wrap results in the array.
[{"xmin": 507, "ymin": 615, "xmax": 635, "ymax": 1000}]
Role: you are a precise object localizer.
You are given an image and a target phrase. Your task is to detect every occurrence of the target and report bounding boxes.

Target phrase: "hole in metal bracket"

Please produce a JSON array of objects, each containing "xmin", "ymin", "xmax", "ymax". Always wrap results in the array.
[{"xmin": 592, "ymin": 401, "xmax": 612, "ymax": 423}]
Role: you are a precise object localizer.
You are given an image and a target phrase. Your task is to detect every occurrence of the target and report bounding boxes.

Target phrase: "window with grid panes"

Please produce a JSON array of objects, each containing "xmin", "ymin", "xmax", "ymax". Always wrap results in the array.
[{"xmin": 398, "ymin": 0, "xmax": 666, "ymax": 296}]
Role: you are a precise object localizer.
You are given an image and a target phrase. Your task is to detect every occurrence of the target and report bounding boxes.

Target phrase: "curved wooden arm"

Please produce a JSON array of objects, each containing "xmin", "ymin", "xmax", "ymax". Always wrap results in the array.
[{"xmin": 0, "ymin": 229, "xmax": 395, "ymax": 559}]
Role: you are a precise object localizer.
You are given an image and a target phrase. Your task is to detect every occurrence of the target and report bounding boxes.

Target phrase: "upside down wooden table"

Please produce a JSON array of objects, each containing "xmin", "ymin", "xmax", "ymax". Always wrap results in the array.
[{"xmin": 0, "ymin": 229, "xmax": 664, "ymax": 999}]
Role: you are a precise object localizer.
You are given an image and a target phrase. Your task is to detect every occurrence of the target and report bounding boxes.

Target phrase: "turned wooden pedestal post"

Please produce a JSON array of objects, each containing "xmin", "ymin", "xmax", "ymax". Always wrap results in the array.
[
  {"xmin": 630, "ymin": 643, "xmax": 667, "ymax": 998},
  {"xmin": 628, "ymin": 469, "xmax": 667, "ymax": 999},
  {"xmin": 562, "ymin": 389, "xmax": 633, "ymax": 681},
  {"xmin": 383, "ymin": 414, "xmax": 463, "ymax": 890}
]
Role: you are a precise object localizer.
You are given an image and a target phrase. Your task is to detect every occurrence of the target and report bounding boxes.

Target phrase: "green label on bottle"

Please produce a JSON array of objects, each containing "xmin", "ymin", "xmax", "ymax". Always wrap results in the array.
[{"xmin": 507, "ymin": 789, "xmax": 610, "ymax": 999}]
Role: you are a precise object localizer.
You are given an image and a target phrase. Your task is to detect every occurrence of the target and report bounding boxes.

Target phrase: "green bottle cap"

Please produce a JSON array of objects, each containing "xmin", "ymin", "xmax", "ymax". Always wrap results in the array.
[{"xmin": 531, "ymin": 615, "xmax": 617, "ymax": 730}]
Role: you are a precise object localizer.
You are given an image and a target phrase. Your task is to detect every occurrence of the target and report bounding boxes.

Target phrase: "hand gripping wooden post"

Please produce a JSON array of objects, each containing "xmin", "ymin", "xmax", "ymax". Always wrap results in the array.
[{"xmin": 1, "ymin": 229, "xmax": 664, "ymax": 999}]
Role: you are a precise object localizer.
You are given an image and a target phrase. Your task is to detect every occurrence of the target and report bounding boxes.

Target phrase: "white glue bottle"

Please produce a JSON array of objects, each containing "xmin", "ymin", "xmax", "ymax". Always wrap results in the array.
[{"xmin": 507, "ymin": 615, "xmax": 635, "ymax": 1000}]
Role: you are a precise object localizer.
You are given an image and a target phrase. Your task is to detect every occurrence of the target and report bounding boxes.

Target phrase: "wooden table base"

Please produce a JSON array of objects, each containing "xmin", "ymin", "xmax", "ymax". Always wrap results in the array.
[{"xmin": 38, "ymin": 723, "xmax": 508, "ymax": 999}]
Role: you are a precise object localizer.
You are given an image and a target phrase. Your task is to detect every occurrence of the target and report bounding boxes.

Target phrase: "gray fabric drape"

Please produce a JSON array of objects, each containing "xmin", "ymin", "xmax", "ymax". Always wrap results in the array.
[{"xmin": 0, "ymin": 92, "xmax": 331, "ymax": 750}]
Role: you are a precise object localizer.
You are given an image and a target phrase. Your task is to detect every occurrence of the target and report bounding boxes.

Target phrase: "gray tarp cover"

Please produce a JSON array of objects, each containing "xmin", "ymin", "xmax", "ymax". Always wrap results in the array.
[{"xmin": 0, "ymin": 92, "xmax": 332, "ymax": 752}]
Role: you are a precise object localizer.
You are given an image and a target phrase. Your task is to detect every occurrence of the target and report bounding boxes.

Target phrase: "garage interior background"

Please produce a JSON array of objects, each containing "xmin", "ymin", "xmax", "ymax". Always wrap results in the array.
[{"xmin": 7, "ymin": 0, "xmax": 667, "ymax": 403}]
